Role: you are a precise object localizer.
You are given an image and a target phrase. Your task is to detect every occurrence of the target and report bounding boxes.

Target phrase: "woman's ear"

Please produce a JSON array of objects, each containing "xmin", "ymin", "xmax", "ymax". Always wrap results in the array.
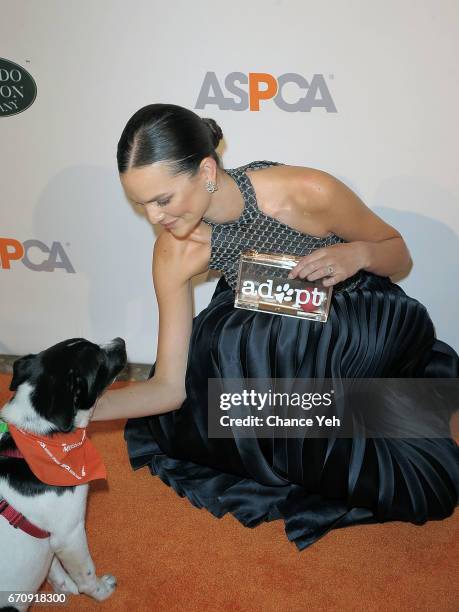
[
  {"xmin": 201, "ymin": 156, "xmax": 217, "ymax": 182},
  {"xmin": 9, "ymin": 354, "xmax": 36, "ymax": 391}
]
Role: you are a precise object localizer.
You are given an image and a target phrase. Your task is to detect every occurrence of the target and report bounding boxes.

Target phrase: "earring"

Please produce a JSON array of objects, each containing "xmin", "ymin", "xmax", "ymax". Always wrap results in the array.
[{"xmin": 205, "ymin": 180, "xmax": 218, "ymax": 193}]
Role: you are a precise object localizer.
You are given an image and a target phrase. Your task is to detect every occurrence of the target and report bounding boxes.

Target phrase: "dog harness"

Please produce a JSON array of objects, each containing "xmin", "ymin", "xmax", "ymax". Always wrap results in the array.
[
  {"xmin": 0, "ymin": 496, "xmax": 50, "ymax": 539},
  {"xmin": 0, "ymin": 418, "xmax": 51, "ymax": 538}
]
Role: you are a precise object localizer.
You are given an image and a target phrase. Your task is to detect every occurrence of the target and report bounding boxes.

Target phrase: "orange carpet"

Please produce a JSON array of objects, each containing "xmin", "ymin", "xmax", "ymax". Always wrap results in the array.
[{"xmin": 1, "ymin": 373, "xmax": 458, "ymax": 612}]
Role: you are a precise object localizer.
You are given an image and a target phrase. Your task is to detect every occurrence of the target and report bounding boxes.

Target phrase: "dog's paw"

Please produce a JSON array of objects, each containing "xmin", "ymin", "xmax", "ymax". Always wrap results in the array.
[
  {"xmin": 92, "ymin": 574, "xmax": 117, "ymax": 601},
  {"xmin": 101, "ymin": 574, "xmax": 117, "ymax": 589}
]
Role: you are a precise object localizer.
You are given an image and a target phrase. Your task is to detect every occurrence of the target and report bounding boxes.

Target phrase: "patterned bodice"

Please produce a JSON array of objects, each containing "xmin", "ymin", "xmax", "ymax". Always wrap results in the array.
[{"xmin": 202, "ymin": 160, "xmax": 364, "ymax": 292}]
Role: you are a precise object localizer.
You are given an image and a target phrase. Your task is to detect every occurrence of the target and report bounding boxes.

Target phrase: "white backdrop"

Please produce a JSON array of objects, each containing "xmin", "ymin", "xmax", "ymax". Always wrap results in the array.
[{"xmin": 1, "ymin": 0, "xmax": 458, "ymax": 362}]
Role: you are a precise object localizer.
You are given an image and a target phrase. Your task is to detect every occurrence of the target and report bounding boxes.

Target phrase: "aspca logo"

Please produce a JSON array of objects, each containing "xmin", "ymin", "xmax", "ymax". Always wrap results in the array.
[
  {"xmin": 0, "ymin": 237, "xmax": 75, "ymax": 273},
  {"xmin": 195, "ymin": 72, "xmax": 336, "ymax": 112},
  {"xmin": 241, "ymin": 279, "xmax": 326, "ymax": 308},
  {"xmin": 0, "ymin": 58, "xmax": 37, "ymax": 117}
]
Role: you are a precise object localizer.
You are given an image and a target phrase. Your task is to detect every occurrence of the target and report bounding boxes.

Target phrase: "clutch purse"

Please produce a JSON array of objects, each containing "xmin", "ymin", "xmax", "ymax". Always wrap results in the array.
[{"xmin": 234, "ymin": 250, "xmax": 333, "ymax": 322}]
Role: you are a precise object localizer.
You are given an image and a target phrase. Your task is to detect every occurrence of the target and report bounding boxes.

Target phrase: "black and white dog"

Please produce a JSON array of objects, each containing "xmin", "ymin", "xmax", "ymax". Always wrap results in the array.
[{"xmin": 0, "ymin": 337, "xmax": 127, "ymax": 611}]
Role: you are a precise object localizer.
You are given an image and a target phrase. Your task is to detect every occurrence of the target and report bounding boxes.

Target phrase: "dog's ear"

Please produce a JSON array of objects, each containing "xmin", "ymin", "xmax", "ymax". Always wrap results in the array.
[
  {"xmin": 45, "ymin": 368, "xmax": 89, "ymax": 433},
  {"xmin": 68, "ymin": 368, "xmax": 89, "ymax": 411},
  {"xmin": 10, "ymin": 354, "xmax": 36, "ymax": 391}
]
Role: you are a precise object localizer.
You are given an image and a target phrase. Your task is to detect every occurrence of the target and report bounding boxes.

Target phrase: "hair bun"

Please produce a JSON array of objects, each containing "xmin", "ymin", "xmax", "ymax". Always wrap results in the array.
[{"xmin": 201, "ymin": 117, "xmax": 223, "ymax": 149}]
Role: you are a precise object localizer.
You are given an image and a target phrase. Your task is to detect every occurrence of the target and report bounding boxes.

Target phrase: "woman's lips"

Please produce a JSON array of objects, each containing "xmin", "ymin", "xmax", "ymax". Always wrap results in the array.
[{"xmin": 162, "ymin": 220, "xmax": 177, "ymax": 229}]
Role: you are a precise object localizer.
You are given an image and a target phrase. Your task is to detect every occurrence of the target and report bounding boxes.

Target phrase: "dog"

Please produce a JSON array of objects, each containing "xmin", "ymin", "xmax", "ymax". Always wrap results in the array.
[{"xmin": 0, "ymin": 337, "xmax": 127, "ymax": 611}]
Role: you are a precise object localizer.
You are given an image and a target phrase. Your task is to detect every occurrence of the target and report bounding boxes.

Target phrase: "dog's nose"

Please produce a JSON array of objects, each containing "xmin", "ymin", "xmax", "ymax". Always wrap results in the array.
[
  {"xmin": 111, "ymin": 338, "xmax": 127, "ymax": 369},
  {"xmin": 111, "ymin": 338, "xmax": 127, "ymax": 362}
]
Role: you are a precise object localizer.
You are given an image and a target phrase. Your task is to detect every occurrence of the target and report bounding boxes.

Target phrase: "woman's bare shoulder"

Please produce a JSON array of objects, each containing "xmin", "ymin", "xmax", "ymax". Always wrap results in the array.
[
  {"xmin": 153, "ymin": 223, "xmax": 211, "ymax": 281},
  {"xmin": 246, "ymin": 164, "xmax": 335, "ymax": 210},
  {"xmin": 246, "ymin": 163, "xmax": 337, "ymax": 236}
]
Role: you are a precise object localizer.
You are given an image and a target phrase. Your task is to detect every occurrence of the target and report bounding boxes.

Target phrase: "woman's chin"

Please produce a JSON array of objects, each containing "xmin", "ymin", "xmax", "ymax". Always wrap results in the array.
[
  {"xmin": 161, "ymin": 219, "xmax": 180, "ymax": 232},
  {"xmin": 166, "ymin": 223, "xmax": 188, "ymax": 237}
]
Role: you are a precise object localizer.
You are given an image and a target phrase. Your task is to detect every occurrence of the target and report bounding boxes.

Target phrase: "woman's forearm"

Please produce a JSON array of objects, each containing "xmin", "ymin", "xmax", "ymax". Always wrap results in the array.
[
  {"xmin": 359, "ymin": 237, "xmax": 412, "ymax": 277},
  {"xmin": 92, "ymin": 376, "xmax": 186, "ymax": 421}
]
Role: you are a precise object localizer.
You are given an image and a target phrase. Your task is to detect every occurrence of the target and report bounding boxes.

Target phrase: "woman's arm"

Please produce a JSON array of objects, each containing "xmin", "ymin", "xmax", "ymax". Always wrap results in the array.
[
  {"xmin": 357, "ymin": 236, "xmax": 412, "ymax": 278},
  {"xmin": 92, "ymin": 230, "xmax": 210, "ymax": 422},
  {"xmin": 324, "ymin": 173, "xmax": 412, "ymax": 277},
  {"xmin": 91, "ymin": 377, "xmax": 185, "ymax": 421},
  {"xmin": 294, "ymin": 169, "xmax": 412, "ymax": 278}
]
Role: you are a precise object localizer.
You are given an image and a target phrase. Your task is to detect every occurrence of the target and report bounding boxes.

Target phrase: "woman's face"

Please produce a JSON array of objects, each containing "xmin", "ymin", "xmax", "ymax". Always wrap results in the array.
[{"xmin": 120, "ymin": 159, "xmax": 213, "ymax": 237}]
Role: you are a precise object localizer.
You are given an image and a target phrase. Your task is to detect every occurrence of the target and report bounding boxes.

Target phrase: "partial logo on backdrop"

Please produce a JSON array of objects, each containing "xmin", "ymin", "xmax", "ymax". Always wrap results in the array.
[
  {"xmin": 0, "ymin": 58, "xmax": 37, "ymax": 117},
  {"xmin": 0, "ymin": 238, "xmax": 75, "ymax": 273},
  {"xmin": 195, "ymin": 72, "xmax": 336, "ymax": 112}
]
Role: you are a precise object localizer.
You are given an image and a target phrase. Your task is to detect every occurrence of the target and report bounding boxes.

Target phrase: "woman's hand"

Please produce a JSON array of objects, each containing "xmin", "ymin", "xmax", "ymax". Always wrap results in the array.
[{"xmin": 287, "ymin": 242, "xmax": 367, "ymax": 287}]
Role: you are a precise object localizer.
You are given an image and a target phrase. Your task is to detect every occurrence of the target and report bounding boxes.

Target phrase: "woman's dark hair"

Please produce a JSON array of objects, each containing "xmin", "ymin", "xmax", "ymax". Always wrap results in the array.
[{"xmin": 117, "ymin": 103, "xmax": 223, "ymax": 177}]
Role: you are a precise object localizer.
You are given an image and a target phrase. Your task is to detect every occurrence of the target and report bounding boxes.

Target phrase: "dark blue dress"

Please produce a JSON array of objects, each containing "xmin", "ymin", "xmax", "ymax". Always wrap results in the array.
[{"xmin": 124, "ymin": 160, "xmax": 459, "ymax": 550}]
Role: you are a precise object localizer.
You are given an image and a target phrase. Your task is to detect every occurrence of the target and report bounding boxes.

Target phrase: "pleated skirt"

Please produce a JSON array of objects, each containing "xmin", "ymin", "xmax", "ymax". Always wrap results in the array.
[{"xmin": 124, "ymin": 271, "xmax": 459, "ymax": 550}]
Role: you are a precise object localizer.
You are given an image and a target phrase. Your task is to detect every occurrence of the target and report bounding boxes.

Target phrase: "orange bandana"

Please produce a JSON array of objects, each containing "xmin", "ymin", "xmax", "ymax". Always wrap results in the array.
[{"xmin": 8, "ymin": 423, "xmax": 106, "ymax": 486}]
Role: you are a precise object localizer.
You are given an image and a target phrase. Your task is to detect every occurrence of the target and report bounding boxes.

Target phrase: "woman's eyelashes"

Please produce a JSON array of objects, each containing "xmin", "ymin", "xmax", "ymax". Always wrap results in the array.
[{"xmin": 136, "ymin": 197, "xmax": 171, "ymax": 208}]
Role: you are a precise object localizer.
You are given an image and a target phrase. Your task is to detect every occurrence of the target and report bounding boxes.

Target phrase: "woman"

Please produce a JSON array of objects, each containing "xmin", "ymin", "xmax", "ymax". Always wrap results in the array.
[{"xmin": 93, "ymin": 103, "xmax": 459, "ymax": 550}]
